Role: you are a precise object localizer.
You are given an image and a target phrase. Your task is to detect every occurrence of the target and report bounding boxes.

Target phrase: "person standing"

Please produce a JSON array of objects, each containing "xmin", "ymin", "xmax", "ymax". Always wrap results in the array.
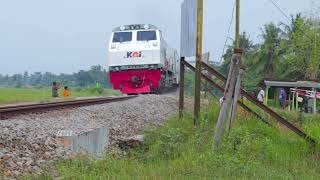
[
  {"xmin": 279, "ymin": 88, "xmax": 286, "ymax": 109},
  {"xmin": 96, "ymin": 81, "xmax": 100, "ymax": 91},
  {"xmin": 52, "ymin": 82, "xmax": 61, "ymax": 98},
  {"xmin": 95, "ymin": 80, "xmax": 103, "ymax": 95},
  {"xmin": 257, "ymin": 87, "xmax": 265, "ymax": 104}
]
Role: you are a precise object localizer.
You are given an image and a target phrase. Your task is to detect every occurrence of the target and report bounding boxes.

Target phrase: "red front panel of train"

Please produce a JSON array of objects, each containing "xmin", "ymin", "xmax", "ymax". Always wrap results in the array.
[{"xmin": 109, "ymin": 69, "xmax": 161, "ymax": 94}]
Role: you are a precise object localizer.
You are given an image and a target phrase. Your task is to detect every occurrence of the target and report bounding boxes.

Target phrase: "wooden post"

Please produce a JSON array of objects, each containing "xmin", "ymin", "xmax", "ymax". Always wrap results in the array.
[
  {"xmin": 194, "ymin": 0, "xmax": 204, "ymax": 126},
  {"xmin": 213, "ymin": 54, "xmax": 239, "ymax": 149},
  {"xmin": 229, "ymin": 0, "xmax": 243, "ymax": 129},
  {"xmin": 229, "ymin": 63, "xmax": 244, "ymax": 130},
  {"xmin": 213, "ymin": 0, "xmax": 241, "ymax": 149},
  {"xmin": 179, "ymin": 57, "xmax": 185, "ymax": 120}
]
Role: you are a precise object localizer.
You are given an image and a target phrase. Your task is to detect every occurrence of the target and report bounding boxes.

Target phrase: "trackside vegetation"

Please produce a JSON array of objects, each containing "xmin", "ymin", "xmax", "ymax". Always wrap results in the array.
[
  {"xmin": 29, "ymin": 100, "xmax": 320, "ymax": 179},
  {"xmin": 0, "ymin": 87, "xmax": 121, "ymax": 104}
]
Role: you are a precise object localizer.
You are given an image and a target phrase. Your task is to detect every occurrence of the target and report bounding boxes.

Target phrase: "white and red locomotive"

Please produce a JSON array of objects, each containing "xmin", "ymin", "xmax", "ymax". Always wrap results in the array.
[{"xmin": 108, "ymin": 24, "xmax": 179, "ymax": 94}]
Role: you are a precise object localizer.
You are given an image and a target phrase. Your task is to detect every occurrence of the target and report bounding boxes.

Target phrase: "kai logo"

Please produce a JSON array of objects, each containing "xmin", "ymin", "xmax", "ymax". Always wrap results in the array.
[{"xmin": 127, "ymin": 51, "xmax": 142, "ymax": 58}]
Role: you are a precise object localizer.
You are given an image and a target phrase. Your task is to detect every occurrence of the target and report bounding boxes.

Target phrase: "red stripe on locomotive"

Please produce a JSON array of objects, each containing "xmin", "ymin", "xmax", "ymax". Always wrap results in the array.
[{"xmin": 109, "ymin": 69, "xmax": 161, "ymax": 94}]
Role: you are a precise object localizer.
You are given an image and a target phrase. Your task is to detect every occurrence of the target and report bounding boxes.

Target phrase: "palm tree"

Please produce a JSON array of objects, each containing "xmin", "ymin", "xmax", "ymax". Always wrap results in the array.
[
  {"xmin": 280, "ymin": 14, "xmax": 320, "ymax": 80},
  {"xmin": 252, "ymin": 23, "xmax": 285, "ymax": 78},
  {"xmin": 220, "ymin": 32, "xmax": 255, "ymax": 75}
]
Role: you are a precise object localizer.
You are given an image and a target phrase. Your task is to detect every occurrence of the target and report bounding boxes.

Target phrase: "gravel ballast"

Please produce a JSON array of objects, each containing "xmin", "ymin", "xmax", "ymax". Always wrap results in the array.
[{"xmin": 0, "ymin": 95, "xmax": 179, "ymax": 179}]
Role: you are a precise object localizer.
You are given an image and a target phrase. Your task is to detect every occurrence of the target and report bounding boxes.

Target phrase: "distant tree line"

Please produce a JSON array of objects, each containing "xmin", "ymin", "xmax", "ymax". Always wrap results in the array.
[
  {"xmin": 0, "ymin": 65, "xmax": 111, "ymax": 88},
  {"xmin": 220, "ymin": 13, "xmax": 320, "ymax": 91}
]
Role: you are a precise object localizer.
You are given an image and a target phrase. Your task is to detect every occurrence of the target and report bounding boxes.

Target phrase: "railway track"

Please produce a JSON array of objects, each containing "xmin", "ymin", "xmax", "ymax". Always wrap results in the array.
[{"xmin": 0, "ymin": 96, "xmax": 136, "ymax": 119}]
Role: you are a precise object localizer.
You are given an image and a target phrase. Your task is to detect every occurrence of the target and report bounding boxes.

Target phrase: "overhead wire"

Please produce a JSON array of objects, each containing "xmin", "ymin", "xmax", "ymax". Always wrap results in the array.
[
  {"xmin": 219, "ymin": 0, "xmax": 236, "ymax": 64},
  {"xmin": 268, "ymin": 0, "xmax": 291, "ymax": 22},
  {"xmin": 267, "ymin": 0, "xmax": 319, "ymax": 79},
  {"xmin": 267, "ymin": 0, "xmax": 313, "ymax": 41}
]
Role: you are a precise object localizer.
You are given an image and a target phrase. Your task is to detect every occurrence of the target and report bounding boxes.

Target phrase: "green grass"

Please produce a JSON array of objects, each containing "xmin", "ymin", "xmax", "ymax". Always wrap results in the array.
[
  {"xmin": 25, "ymin": 99, "xmax": 320, "ymax": 180},
  {"xmin": 0, "ymin": 87, "xmax": 121, "ymax": 104}
]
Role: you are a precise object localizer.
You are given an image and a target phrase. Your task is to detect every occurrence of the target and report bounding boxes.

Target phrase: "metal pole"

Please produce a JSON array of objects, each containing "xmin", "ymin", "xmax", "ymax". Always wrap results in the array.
[
  {"xmin": 292, "ymin": 90, "xmax": 295, "ymax": 111},
  {"xmin": 314, "ymin": 35, "xmax": 317, "ymax": 114},
  {"xmin": 265, "ymin": 86, "xmax": 269, "ymax": 105},
  {"xmin": 194, "ymin": 0, "xmax": 203, "ymax": 126},
  {"xmin": 179, "ymin": 57, "xmax": 185, "ymax": 120},
  {"xmin": 288, "ymin": 91, "xmax": 291, "ymax": 112},
  {"xmin": 235, "ymin": 0, "xmax": 240, "ymax": 49},
  {"xmin": 313, "ymin": 88, "xmax": 317, "ymax": 114},
  {"xmin": 204, "ymin": 56, "xmax": 209, "ymax": 98},
  {"xmin": 296, "ymin": 92, "xmax": 299, "ymax": 110}
]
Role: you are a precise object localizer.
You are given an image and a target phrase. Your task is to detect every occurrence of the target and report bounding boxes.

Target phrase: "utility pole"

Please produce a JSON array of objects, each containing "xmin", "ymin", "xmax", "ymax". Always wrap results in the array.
[
  {"xmin": 194, "ymin": 0, "xmax": 203, "ymax": 126},
  {"xmin": 229, "ymin": 0, "xmax": 243, "ymax": 128},
  {"xmin": 235, "ymin": 0, "xmax": 240, "ymax": 49},
  {"xmin": 213, "ymin": 0, "xmax": 242, "ymax": 149}
]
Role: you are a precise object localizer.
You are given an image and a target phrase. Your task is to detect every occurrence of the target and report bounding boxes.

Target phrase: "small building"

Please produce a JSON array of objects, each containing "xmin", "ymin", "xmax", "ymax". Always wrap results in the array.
[{"xmin": 264, "ymin": 80, "xmax": 320, "ymax": 114}]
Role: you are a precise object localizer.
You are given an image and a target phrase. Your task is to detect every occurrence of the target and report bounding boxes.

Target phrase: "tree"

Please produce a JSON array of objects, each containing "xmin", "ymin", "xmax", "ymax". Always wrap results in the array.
[
  {"xmin": 279, "ymin": 14, "xmax": 320, "ymax": 80},
  {"xmin": 251, "ymin": 23, "xmax": 285, "ymax": 78},
  {"xmin": 0, "ymin": 65, "xmax": 111, "ymax": 88},
  {"xmin": 220, "ymin": 32, "xmax": 256, "ymax": 75},
  {"xmin": 23, "ymin": 71, "xmax": 29, "ymax": 86}
]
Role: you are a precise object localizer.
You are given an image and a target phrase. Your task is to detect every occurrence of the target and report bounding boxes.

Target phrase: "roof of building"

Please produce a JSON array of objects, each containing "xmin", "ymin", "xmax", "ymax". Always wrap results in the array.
[{"xmin": 264, "ymin": 80, "xmax": 320, "ymax": 89}]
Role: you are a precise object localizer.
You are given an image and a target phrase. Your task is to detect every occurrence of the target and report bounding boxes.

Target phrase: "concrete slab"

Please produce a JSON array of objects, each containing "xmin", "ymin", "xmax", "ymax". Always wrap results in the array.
[{"xmin": 54, "ymin": 127, "xmax": 109, "ymax": 157}]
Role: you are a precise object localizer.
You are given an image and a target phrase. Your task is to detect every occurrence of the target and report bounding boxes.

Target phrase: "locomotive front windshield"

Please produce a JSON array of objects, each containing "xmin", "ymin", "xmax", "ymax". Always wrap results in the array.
[
  {"xmin": 137, "ymin": 31, "xmax": 157, "ymax": 41},
  {"xmin": 112, "ymin": 32, "xmax": 132, "ymax": 43}
]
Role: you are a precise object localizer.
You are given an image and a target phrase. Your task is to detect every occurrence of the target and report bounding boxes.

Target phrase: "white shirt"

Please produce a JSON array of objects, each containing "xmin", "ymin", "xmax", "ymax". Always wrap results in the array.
[
  {"xmin": 219, "ymin": 96, "xmax": 224, "ymax": 107},
  {"xmin": 257, "ymin": 89, "xmax": 265, "ymax": 102}
]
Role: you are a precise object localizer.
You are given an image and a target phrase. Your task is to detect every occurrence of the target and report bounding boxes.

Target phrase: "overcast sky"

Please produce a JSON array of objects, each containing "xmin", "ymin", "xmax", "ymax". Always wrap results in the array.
[{"xmin": 0, "ymin": 0, "xmax": 316, "ymax": 75}]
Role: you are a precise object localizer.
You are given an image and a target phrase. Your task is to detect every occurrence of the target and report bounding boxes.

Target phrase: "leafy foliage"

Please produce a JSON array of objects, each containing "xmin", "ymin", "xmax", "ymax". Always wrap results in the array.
[
  {"xmin": 220, "ymin": 14, "xmax": 320, "ymax": 91},
  {"xmin": 0, "ymin": 65, "xmax": 111, "ymax": 88}
]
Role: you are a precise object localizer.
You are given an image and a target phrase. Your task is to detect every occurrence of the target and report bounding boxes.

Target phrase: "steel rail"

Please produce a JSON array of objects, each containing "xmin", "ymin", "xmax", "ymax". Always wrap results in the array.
[
  {"xmin": 200, "ymin": 61, "xmax": 316, "ymax": 144},
  {"xmin": 0, "ymin": 98, "xmax": 115, "ymax": 110},
  {"xmin": 0, "ymin": 96, "xmax": 136, "ymax": 119}
]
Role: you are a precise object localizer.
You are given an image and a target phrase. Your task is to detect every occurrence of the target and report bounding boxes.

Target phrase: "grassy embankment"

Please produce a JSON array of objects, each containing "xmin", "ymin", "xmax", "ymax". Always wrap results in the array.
[
  {"xmin": 0, "ymin": 87, "xmax": 121, "ymax": 105},
  {"xmin": 27, "ymin": 98, "xmax": 320, "ymax": 179}
]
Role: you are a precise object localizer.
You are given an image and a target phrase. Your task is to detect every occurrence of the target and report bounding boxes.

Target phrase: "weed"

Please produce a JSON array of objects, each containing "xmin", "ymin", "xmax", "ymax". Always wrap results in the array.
[{"xmin": 25, "ymin": 101, "xmax": 320, "ymax": 179}]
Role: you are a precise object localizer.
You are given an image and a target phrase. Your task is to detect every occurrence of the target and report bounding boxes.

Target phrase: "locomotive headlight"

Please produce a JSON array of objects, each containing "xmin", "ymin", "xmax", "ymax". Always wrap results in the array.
[
  {"xmin": 115, "ymin": 67, "xmax": 120, "ymax": 71},
  {"xmin": 111, "ymin": 44, "xmax": 116, "ymax": 49},
  {"xmin": 152, "ymin": 42, "xmax": 158, "ymax": 47}
]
